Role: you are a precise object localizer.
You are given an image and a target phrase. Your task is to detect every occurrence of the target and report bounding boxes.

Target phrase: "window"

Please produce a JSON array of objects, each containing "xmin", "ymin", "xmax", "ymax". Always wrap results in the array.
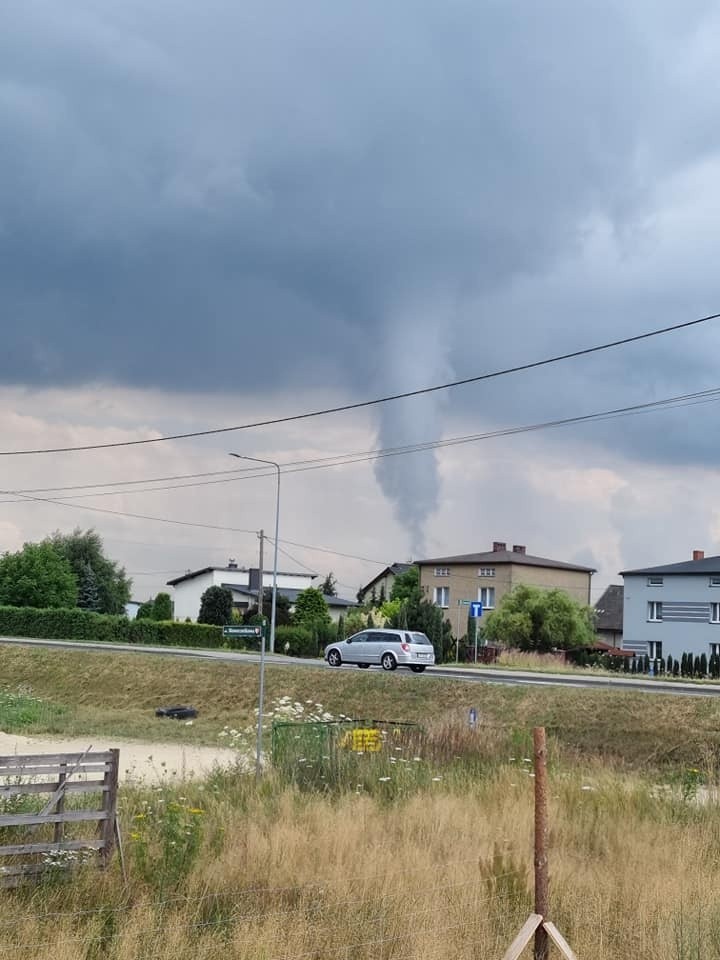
[
  {"xmin": 647, "ymin": 576, "xmax": 664, "ymax": 587},
  {"xmin": 434, "ymin": 567, "xmax": 450, "ymax": 577},
  {"xmin": 711, "ymin": 642, "xmax": 720, "ymax": 658},
  {"xmin": 478, "ymin": 587, "xmax": 495, "ymax": 609},
  {"xmin": 648, "ymin": 640, "xmax": 663, "ymax": 661},
  {"xmin": 478, "ymin": 567, "xmax": 496, "ymax": 577},
  {"xmin": 711, "ymin": 603, "xmax": 720, "ymax": 624},
  {"xmin": 710, "ymin": 577, "xmax": 720, "ymax": 588},
  {"xmin": 434, "ymin": 586, "xmax": 449, "ymax": 608},
  {"xmin": 647, "ymin": 601, "xmax": 663, "ymax": 622}
]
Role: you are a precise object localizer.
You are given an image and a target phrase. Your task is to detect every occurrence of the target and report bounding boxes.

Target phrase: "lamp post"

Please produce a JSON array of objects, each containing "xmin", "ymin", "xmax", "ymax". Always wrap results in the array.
[{"xmin": 229, "ymin": 453, "xmax": 281, "ymax": 781}]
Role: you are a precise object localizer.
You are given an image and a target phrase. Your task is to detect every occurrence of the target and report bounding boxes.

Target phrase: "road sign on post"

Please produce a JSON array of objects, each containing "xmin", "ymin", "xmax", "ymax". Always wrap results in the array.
[
  {"xmin": 469, "ymin": 602, "xmax": 483, "ymax": 663},
  {"xmin": 222, "ymin": 625, "xmax": 263, "ymax": 640}
]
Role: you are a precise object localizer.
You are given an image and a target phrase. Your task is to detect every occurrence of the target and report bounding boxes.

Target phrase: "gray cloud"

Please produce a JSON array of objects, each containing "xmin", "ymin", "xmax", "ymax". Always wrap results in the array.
[{"xmin": 3, "ymin": 1, "xmax": 720, "ymax": 545}]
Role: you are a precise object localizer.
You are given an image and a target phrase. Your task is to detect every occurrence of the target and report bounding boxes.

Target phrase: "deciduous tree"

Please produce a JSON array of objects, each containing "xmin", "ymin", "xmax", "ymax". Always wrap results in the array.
[
  {"xmin": 0, "ymin": 542, "xmax": 77, "ymax": 609},
  {"xmin": 390, "ymin": 566, "xmax": 421, "ymax": 605},
  {"xmin": 293, "ymin": 587, "xmax": 331, "ymax": 630},
  {"xmin": 483, "ymin": 584, "xmax": 595, "ymax": 653},
  {"xmin": 46, "ymin": 528, "xmax": 131, "ymax": 614}
]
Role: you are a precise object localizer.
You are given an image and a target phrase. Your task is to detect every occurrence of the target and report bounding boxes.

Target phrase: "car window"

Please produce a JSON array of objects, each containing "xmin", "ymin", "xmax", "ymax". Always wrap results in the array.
[
  {"xmin": 350, "ymin": 632, "xmax": 369, "ymax": 642},
  {"xmin": 369, "ymin": 632, "xmax": 398, "ymax": 643},
  {"xmin": 408, "ymin": 632, "xmax": 432, "ymax": 645}
]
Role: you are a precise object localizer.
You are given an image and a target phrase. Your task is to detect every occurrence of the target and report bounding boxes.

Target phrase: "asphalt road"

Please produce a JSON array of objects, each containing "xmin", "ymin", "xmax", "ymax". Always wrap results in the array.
[{"xmin": 3, "ymin": 635, "xmax": 720, "ymax": 698}]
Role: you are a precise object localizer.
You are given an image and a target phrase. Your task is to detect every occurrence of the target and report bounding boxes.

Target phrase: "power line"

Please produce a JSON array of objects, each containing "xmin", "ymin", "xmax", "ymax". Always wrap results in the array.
[
  {"xmin": 0, "ymin": 487, "xmax": 258, "ymax": 536},
  {"xmin": 0, "ymin": 465, "xmax": 261, "ymax": 494},
  {"xmin": 2, "ymin": 382, "xmax": 719, "ymax": 504},
  {"xmin": 271, "ymin": 542, "xmax": 318, "ymax": 576},
  {"xmin": 1, "ymin": 487, "xmax": 385, "ymax": 567},
  {"xmin": 0, "ymin": 310, "xmax": 717, "ymax": 456},
  {"xmin": 268, "ymin": 536, "xmax": 386, "ymax": 566},
  {"xmin": 4, "ymin": 384, "xmax": 720, "ymax": 572}
]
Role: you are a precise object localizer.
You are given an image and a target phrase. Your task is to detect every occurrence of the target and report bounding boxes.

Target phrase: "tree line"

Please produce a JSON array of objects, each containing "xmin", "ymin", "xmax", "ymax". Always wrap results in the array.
[{"xmin": 0, "ymin": 529, "xmax": 131, "ymax": 614}]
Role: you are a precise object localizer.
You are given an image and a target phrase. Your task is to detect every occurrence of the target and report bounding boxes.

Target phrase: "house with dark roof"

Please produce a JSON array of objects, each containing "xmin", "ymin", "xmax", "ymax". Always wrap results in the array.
[
  {"xmin": 594, "ymin": 585, "xmax": 623, "ymax": 646},
  {"xmin": 167, "ymin": 560, "xmax": 356, "ymax": 623},
  {"xmin": 621, "ymin": 548, "xmax": 720, "ymax": 660},
  {"xmin": 358, "ymin": 563, "xmax": 413, "ymax": 605},
  {"xmin": 417, "ymin": 541, "xmax": 595, "ymax": 638}
]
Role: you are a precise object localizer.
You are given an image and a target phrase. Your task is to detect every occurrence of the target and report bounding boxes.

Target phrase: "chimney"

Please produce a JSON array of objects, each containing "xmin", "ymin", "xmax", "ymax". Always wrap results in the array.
[
  {"xmin": 492, "ymin": 541, "xmax": 507, "ymax": 553},
  {"xmin": 228, "ymin": 558, "xmax": 238, "ymax": 569},
  {"xmin": 693, "ymin": 549, "xmax": 705, "ymax": 561},
  {"xmin": 512, "ymin": 544, "xmax": 526, "ymax": 555}
]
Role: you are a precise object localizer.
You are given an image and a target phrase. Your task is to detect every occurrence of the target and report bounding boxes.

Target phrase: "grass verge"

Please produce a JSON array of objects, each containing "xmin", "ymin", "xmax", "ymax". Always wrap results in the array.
[{"xmin": 2, "ymin": 643, "xmax": 720, "ymax": 772}]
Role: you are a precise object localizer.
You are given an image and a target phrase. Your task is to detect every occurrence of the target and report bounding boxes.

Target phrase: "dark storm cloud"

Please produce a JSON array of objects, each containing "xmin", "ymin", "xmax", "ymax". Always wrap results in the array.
[
  {"xmin": 3, "ymin": 0, "xmax": 712, "ymax": 391},
  {"xmin": 4, "ymin": 0, "xmax": 720, "ymax": 548}
]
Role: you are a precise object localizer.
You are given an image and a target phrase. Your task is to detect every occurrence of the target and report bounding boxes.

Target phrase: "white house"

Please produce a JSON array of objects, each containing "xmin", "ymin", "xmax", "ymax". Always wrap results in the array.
[
  {"xmin": 124, "ymin": 600, "xmax": 143, "ymax": 620},
  {"xmin": 167, "ymin": 560, "xmax": 356, "ymax": 623},
  {"xmin": 167, "ymin": 560, "xmax": 314, "ymax": 621}
]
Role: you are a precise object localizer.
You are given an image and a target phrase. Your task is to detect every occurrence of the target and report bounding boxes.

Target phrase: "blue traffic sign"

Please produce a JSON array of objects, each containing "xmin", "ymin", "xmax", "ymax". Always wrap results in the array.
[{"xmin": 470, "ymin": 601, "xmax": 483, "ymax": 618}]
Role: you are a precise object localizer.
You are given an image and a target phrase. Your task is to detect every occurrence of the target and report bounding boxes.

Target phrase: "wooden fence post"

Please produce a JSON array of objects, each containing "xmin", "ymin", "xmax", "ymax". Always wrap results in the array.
[
  {"xmin": 501, "ymin": 727, "xmax": 577, "ymax": 960},
  {"xmin": 533, "ymin": 727, "xmax": 549, "ymax": 960},
  {"xmin": 52, "ymin": 761, "xmax": 67, "ymax": 845},
  {"xmin": 100, "ymin": 749, "xmax": 120, "ymax": 867}
]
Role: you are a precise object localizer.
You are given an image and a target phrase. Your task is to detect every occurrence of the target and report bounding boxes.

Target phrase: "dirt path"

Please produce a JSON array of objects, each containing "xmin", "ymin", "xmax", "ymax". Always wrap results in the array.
[{"xmin": 0, "ymin": 732, "xmax": 241, "ymax": 784}]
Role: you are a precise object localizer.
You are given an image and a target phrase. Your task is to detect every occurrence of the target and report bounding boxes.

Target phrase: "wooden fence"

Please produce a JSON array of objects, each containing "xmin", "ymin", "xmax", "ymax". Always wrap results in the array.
[{"xmin": 0, "ymin": 748, "xmax": 119, "ymax": 886}]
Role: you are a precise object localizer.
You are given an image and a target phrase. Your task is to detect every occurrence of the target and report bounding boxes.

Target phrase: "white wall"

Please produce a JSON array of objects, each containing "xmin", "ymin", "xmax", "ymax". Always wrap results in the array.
[
  {"xmin": 172, "ymin": 571, "xmax": 215, "ymax": 621},
  {"xmin": 210, "ymin": 569, "xmax": 249, "ymax": 588},
  {"xmin": 264, "ymin": 572, "xmax": 315, "ymax": 590}
]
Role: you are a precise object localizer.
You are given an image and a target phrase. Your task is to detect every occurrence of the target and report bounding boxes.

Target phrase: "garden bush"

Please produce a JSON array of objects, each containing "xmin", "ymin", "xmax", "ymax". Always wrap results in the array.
[
  {"xmin": 275, "ymin": 625, "xmax": 320, "ymax": 658},
  {"xmin": 0, "ymin": 605, "xmax": 223, "ymax": 648}
]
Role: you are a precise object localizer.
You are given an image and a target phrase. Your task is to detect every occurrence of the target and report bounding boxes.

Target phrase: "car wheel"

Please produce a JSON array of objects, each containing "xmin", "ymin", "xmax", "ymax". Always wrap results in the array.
[
  {"xmin": 358, "ymin": 663, "xmax": 370, "ymax": 669},
  {"xmin": 327, "ymin": 649, "xmax": 342, "ymax": 667},
  {"xmin": 410, "ymin": 665, "xmax": 426, "ymax": 673},
  {"xmin": 381, "ymin": 653, "xmax": 397, "ymax": 671}
]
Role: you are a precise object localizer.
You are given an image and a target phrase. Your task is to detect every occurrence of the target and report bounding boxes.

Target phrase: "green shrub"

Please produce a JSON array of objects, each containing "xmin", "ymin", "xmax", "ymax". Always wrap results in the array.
[
  {"xmin": 0, "ymin": 605, "xmax": 223, "ymax": 648},
  {"xmin": 275, "ymin": 625, "xmax": 319, "ymax": 658}
]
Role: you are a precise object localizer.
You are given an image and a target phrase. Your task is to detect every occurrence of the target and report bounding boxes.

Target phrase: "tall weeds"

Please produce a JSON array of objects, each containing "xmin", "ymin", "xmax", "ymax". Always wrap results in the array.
[{"xmin": 2, "ymin": 719, "xmax": 720, "ymax": 959}]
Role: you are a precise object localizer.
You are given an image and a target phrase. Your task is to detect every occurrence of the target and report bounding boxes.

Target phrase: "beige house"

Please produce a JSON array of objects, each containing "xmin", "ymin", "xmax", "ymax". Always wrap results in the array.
[{"xmin": 417, "ymin": 542, "xmax": 595, "ymax": 637}]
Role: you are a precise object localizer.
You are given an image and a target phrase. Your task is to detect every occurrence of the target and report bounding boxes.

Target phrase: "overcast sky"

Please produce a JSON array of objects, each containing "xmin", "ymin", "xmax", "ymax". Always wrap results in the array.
[{"xmin": 3, "ymin": 1, "xmax": 720, "ymax": 604}]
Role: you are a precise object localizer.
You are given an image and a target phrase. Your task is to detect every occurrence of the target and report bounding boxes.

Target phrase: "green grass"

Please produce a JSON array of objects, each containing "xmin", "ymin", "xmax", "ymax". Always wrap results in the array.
[
  {"xmin": 0, "ymin": 686, "xmax": 68, "ymax": 732},
  {"xmin": 3, "ymin": 643, "xmax": 720, "ymax": 771}
]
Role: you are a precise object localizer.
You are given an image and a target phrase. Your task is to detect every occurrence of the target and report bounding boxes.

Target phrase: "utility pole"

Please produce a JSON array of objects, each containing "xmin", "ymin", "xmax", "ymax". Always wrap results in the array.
[
  {"xmin": 257, "ymin": 529, "xmax": 264, "ymax": 624},
  {"xmin": 255, "ymin": 528, "xmax": 266, "ymax": 782}
]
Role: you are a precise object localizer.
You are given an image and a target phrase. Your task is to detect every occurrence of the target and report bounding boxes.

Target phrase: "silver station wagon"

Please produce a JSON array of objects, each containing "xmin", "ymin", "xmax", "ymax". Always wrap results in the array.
[{"xmin": 324, "ymin": 628, "xmax": 435, "ymax": 672}]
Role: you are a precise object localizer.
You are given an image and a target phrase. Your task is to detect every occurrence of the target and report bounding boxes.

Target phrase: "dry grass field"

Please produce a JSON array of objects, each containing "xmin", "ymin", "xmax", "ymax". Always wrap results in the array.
[
  {"xmin": 3, "ymin": 643, "xmax": 720, "ymax": 769},
  {"xmin": 2, "ymin": 643, "xmax": 720, "ymax": 958}
]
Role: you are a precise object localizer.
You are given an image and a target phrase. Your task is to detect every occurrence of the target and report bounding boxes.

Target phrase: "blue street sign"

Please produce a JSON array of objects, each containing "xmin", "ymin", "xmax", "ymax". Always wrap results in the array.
[{"xmin": 470, "ymin": 601, "xmax": 483, "ymax": 618}]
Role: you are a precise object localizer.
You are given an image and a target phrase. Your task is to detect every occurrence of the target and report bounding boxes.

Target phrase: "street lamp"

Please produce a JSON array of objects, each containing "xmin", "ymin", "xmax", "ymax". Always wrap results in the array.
[{"xmin": 229, "ymin": 452, "xmax": 281, "ymax": 780}]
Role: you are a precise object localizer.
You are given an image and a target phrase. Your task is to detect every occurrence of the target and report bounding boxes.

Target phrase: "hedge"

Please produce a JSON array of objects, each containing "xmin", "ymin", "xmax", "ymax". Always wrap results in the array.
[
  {"xmin": 275, "ymin": 626, "xmax": 319, "ymax": 658},
  {"xmin": 0, "ymin": 605, "xmax": 223, "ymax": 648}
]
